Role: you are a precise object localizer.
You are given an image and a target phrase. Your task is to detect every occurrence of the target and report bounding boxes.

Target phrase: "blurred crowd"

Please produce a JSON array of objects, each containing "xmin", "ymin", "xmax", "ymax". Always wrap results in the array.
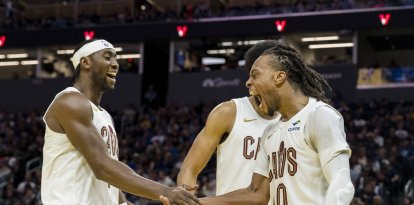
[
  {"xmin": 0, "ymin": 97, "xmax": 413, "ymax": 205},
  {"xmin": 1, "ymin": 0, "xmax": 414, "ymax": 30}
]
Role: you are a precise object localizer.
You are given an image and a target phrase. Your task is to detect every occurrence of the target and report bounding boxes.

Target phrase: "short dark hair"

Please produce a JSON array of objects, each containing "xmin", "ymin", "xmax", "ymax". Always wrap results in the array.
[
  {"xmin": 244, "ymin": 40, "xmax": 283, "ymax": 72},
  {"xmin": 71, "ymin": 39, "xmax": 102, "ymax": 85}
]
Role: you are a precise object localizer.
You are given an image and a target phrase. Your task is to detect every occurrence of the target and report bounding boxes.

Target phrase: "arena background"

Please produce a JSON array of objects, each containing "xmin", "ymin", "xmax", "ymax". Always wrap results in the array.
[{"xmin": 0, "ymin": 0, "xmax": 413, "ymax": 204}]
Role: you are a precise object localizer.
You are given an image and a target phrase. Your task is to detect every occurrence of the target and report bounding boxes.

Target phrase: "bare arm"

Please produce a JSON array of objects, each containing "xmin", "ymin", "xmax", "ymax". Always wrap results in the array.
[
  {"xmin": 177, "ymin": 101, "xmax": 236, "ymax": 192},
  {"xmin": 160, "ymin": 174, "xmax": 269, "ymax": 205},
  {"xmin": 181, "ymin": 174, "xmax": 269, "ymax": 205},
  {"xmin": 47, "ymin": 93, "xmax": 199, "ymax": 205}
]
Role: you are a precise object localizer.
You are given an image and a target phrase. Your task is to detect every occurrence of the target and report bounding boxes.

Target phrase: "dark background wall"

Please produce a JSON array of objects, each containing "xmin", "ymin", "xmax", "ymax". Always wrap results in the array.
[{"xmin": 0, "ymin": 74, "xmax": 141, "ymax": 112}]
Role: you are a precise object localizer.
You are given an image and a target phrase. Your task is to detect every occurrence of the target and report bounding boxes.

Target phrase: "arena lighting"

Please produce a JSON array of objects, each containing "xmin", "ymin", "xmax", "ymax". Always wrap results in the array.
[
  {"xmin": 21, "ymin": 60, "xmax": 39, "ymax": 65},
  {"xmin": 221, "ymin": 42, "xmax": 233, "ymax": 46},
  {"xmin": 84, "ymin": 31, "xmax": 95, "ymax": 40},
  {"xmin": 118, "ymin": 54, "xmax": 141, "ymax": 59},
  {"xmin": 7, "ymin": 53, "xmax": 28, "ymax": 58},
  {"xmin": 221, "ymin": 40, "xmax": 264, "ymax": 47},
  {"xmin": 309, "ymin": 43, "xmax": 354, "ymax": 49},
  {"xmin": 301, "ymin": 36, "xmax": 340, "ymax": 42},
  {"xmin": 57, "ymin": 49, "xmax": 74, "ymax": 54},
  {"xmin": 275, "ymin": 20, "xmax": 286, "ymax": 32},
  {"xmin": 379, "ymin": 13, "xmax": 391, "ymax": 26},
  {"xmin": 207, "ymin": 49, "xmax": 235, "ymax": 55},
  {"xmin": 0, "ymin": 61, "xmax": 19, "ymax": 66},
  {"xmin": 202, "ymin": 57, "xmax": 225, "ymax": 65},
  {"xmin": 238, "ymin": 60, "xmax": 245, "ymax": 66},
  {"xmin": 234, "ymin": 40, "xmax": 264, "ymax": 46},
  {"xmin": 0, "ymin": 35, "xmax": 5, "ymax": 47},
  {"xmin": 176, "ymin": 25, "xmax": 188, "ymax": 38}
]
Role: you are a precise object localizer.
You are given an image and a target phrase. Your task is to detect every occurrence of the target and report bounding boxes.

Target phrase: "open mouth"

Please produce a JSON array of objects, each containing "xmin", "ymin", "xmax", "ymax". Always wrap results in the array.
[
  {"xmin": 252, "ymin": 94, "xmax": 265, "ymax": 112},
  {"xmin": 106, "ymin": 73, "xmax": 117, "ymax": 79}
]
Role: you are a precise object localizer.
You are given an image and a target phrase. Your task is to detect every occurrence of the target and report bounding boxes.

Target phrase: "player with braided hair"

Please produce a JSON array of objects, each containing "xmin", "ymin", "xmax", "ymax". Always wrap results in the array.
[
  {"xmin": 263, "ymin": 44, "xmax": 332, "ymax": 103},
  {"xmin": 161, "ymin": 43, "xmax": 354, "ymax": 205}
]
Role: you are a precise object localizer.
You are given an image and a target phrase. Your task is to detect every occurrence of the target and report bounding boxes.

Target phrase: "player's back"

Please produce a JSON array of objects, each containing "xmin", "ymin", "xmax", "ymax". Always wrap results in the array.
[
  {"xmin": 216, "ymin": 97, "xmax": 278, "ymax": 195},
  {"xmin": 41, "ymin": 87, "xmax": 119, "ymax": 205}
]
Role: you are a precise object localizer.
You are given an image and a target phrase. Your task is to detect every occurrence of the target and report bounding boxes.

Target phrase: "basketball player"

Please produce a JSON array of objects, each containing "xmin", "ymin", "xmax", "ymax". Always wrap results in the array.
[
  {"xmin": 176, "ymin": 41, "xmax": 280, "ymax": 199},
  {"xmin": 41, "ymin": 39, "xmax": 200, "ymax": 205},
  {"xmin": 162, "ymin": 44, "xmax": 354, "ymax": 204}
]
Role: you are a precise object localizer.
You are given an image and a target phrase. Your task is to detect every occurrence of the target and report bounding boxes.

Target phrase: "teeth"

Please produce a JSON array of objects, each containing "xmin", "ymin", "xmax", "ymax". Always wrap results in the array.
[{"xmin": 107, "ymin": 73, "xmax": 116, "ymax": 78}]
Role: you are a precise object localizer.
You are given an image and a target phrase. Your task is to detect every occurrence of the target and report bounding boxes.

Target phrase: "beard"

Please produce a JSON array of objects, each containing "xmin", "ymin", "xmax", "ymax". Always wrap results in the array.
[{"xmin": 91, "ymin": 71, "xmax": 113, "ymax": 92}]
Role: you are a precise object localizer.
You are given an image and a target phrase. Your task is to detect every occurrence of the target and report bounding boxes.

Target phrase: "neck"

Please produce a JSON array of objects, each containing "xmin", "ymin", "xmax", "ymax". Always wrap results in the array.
[
  {"xmin": 278, "ymin": 88, "xmax": 309, "ymax": 121},
  {"xmin": 73, "ymin": 81, "xmax": 103, "ymax": 107}
]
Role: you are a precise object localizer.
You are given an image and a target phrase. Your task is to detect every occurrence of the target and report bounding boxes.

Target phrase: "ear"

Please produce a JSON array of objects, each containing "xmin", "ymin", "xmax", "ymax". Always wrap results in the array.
[
  {"xmin": 272, "ymin": 71, "xmax": 287, "ymax": 86},
  {"xmin": 79, "ymin": 57, "xmax": 91, "ymax": 71}
]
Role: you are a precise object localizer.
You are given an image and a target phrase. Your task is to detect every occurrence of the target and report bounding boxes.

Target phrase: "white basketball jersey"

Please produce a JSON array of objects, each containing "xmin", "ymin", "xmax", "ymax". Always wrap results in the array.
[
  {"xmin": 216, "ymin": 97, "xmax": 278, "ymax": 195},
  {"xmin": 41, "ymin": 87, "xmax": 120, "ymax": 205},
  {"xmin": 254, "ymin": 97, "xmax": 351, "ymax": 205}
]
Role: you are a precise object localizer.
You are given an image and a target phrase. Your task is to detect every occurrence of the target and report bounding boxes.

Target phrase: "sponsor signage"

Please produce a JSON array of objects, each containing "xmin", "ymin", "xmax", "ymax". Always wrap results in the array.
[{"xmin": 168, "ymin": 66, "xmax": 358, "ymax": 104}]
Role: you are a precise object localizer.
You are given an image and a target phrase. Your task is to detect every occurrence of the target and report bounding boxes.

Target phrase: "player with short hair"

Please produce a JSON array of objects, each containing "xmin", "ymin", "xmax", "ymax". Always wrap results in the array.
[
  {"xmin": 176, "ymin": 40, "xmax": 281, "ymax": 200},
  {"xmin": 41, "ymin": 39, "xmax": 200, "ymax": 205}
]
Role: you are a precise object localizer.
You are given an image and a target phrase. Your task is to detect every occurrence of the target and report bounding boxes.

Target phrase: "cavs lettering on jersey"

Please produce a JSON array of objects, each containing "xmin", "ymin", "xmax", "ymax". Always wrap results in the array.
[
  {"xmin": 41, "ymin": 87, "xmax": 120, "ymax": 205},
  {"xmin": 216, "ymin": 97, "xmax": 278, "ymax": 196},
  {"xmin": 253, "ymin": 97, "xmax": 351, "ymax": 205}
]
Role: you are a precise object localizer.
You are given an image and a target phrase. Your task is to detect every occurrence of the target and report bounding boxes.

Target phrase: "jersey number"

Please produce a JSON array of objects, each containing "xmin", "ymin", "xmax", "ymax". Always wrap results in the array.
[{"xmin": 275, "ymin": 183, "xmax": 288, "ymax": 205}]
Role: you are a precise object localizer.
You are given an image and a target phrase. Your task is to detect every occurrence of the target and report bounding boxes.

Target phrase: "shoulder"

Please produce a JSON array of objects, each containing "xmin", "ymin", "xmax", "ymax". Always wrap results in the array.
[
  {"xmin": 309, "ymin": 105, "xmax": 343, "ymax": 122},
  {"xmin": 208, "ymin": 100, "xmax": 236, "ymax": 119},
  {"xmin": 49, "ymin": 91, "xmax": 92, "ymax": 119},
  {"xmin": 204, "ymin": 100, "xmax": 236, "ymax": 131},
  {"xmin": 306, "ymin": 105, "xmax": 344, "ymax": 135}
]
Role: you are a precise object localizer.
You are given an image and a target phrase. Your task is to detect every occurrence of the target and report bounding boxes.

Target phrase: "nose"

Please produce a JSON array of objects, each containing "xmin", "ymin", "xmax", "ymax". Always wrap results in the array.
[
  {"xmin": 111, "ymin": 58, "xmax": 119, "ymax": 70},
  {"xmin": 245, "ymin": 77, "xmax": 252, "ymax": 88}
]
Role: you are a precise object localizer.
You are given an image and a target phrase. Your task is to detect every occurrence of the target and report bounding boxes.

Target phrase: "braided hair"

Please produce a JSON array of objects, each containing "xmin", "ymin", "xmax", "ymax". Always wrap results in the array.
[
  {"xmin": 244, "ymin": 40, "xmax": 283, "ymax": 72},
  {"xmin": 262, "ymin": 44, "xmax": 332, "ymax": 103}
]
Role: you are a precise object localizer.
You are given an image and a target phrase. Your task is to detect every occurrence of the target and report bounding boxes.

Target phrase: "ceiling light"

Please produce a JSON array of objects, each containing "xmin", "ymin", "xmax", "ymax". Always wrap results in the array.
[
  {"xmin": 57, "ymin": 49, "xmax": 74, "ymax": 54},
  {"xmin": 220, "ymin": 42, "xmax": 233, "ymax": 47},
  {"xmin": 0, "ymin": 61, "xmax": 19, "ymax": 66},
  {"xmin": 207, "ymin": 49, "xmax": 235, "ymax": 55},
  {"xmin": 21, "ymin": 60, "xmax": 39, "ymax": 65},
  {"xmin": 118, "ymin": 54, "xmax": 141, "ymax": 59},
  {"xmin": 202, "ymin": 57, "xmax": 225, "ymax": 65},
  {"xmin": 308, "ymin": 43, "xmax": 354, "ymax": 49},
  {"xmin": 7, "ymin": 53, "xmax": 28, "ymax": 59},
  {"xmin": 301, "ymin": 36, "xmax": 339, "ymax": 42}
]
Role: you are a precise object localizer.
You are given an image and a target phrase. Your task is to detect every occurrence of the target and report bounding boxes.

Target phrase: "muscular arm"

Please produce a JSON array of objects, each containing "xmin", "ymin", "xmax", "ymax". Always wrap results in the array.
[
  {"xmin": 47, "ymin": 93, "xmax": 198, "ymax": 204},
  {"xmin": 177, "ymin": 101, "xmax": 236, "ymax": 192},
  {"xmin": 200, "ymin": 173, "xmax": 269, "ymax": 205}
]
